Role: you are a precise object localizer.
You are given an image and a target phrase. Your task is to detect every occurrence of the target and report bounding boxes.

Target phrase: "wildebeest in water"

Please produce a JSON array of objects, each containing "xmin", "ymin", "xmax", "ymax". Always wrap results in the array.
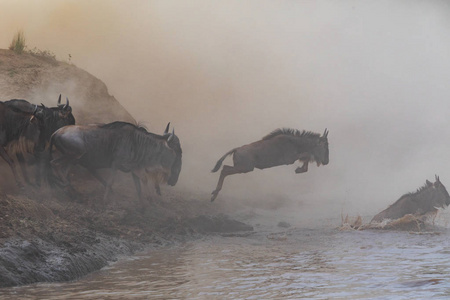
[
  {"xmin": 48, "ymin": 122, "xmax": 182, "ymax": 202},
  {"xmin": 371, "ymin": 175, "xmax": 450, "ymax": 223},
  {"xmin": 4, "ymin": 95, "xmax": 75, "ymax": 186},
  {"xmin": 211, "ymin": 128, "xmax": 329, "ymax": 201}
]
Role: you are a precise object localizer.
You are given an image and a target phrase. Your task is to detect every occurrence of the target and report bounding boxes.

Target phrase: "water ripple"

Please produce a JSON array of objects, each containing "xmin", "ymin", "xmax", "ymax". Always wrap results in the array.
[{"xmin": 1, "ymin": 228, "xmax": 450, "ymax": 299}]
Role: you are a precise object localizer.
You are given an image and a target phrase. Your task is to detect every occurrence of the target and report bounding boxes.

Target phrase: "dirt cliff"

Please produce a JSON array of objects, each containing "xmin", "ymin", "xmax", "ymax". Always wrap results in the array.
[
  {"xmin": 0, "ymin": 48, "xmax": 134, "ymax": 124},
  {"xmin": 0, "ymin": 49, "xmax": 252, "ymax": 288}
]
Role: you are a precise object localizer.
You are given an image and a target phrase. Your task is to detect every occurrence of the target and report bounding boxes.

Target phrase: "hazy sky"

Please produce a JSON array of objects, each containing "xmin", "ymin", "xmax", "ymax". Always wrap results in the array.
[{"xmin": 2, "ymin": 0, "xmax": 450, "ymax": 218}]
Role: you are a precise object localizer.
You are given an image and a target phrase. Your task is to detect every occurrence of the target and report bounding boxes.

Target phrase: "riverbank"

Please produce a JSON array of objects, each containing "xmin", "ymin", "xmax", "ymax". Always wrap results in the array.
[
  {"xmin": 0, "ymin": 47, "xmax": 254, "ymax": 288},
  {"xmin": 0, "ymin": 179, "xmax": 253, "ymax": 288}
]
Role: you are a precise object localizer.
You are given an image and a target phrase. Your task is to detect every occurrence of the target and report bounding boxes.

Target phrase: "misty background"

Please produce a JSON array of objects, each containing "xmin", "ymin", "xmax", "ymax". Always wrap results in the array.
[{"xmin": 1, "ymin": 0, "xmax": 450, "ymax": 220}]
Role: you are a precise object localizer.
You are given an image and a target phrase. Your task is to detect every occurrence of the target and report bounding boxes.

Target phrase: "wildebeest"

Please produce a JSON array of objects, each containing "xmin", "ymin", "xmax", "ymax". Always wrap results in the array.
[
  {"xmin": 3, "ymin": 95, "xmax": 75, "ymax": 186},
  {"xmin": 0, "ymin": 101, "xmax": 44, "ymax": 187},
  {"xmin": 371, "ymin": 176, "xmax": 450, "ymax": 223},
  {"xmin": 48, "ymin": 121, "xmax": 182, "ymax": 202},
  {"xmin": 211, "ymin": 128, "xmax": 329, "ymax": 201}
]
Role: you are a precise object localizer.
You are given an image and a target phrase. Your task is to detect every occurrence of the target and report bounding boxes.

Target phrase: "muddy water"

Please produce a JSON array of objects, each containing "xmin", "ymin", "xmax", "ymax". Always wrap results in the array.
[{"xmin": 1, "ymin": 225, "xmax": 450, "ymax": 299}]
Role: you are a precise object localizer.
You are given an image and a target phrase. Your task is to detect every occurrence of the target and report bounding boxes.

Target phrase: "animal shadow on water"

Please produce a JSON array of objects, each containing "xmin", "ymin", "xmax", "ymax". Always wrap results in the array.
[{"xmin": 210, "ymin": 128, "xmax": 329, "ymax": 202}]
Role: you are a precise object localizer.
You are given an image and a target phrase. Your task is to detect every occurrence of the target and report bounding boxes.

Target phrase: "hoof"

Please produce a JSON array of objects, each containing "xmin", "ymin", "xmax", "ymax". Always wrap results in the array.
[
  {"xmin": 295, "ymin": 167, "xmax": 306, "ymax": 174},
  {"xmin": 211, "ymin": 191, "xmax": 218, "ymax": 202},
  {"xmin": 16, "ymin": 182, "xmax": 25, "ymax": 191}
]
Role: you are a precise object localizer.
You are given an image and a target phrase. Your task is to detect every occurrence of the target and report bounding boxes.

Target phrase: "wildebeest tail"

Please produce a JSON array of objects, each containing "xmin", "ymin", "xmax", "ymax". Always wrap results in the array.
[
  {"xmin": 211, "ymin": 148, "xmax": 237, "ymax": 172},
  {"xmin": 46, "ymin": 133, "xmax": 58, "ymax": 187},
  {"xmin": 48, "ymin": 133, "xmax": 56, "ymax": 162}
]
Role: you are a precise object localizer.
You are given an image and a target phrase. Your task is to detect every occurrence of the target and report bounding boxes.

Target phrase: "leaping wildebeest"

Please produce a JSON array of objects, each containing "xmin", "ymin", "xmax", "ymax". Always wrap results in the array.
[
  {"xmin": 48, "ymin": 121, "xmax": 182, "ymax": 202},
  {"xmin": 371, "ymin": 175, "xmax": 450, "ymax": 223},
  {"xmin": 3, "ymin": 95, "xmax": 75, "ymax": 186},
  {"xmin": 211, "ymin": 128, "xmax": 329, "ymax": 201}
]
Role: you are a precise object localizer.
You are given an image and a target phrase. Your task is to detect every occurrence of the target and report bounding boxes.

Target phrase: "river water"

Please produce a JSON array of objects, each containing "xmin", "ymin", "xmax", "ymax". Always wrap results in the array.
[{"xmin": 1, "ymin": 218, "xmax": 450, "ymax": 300}]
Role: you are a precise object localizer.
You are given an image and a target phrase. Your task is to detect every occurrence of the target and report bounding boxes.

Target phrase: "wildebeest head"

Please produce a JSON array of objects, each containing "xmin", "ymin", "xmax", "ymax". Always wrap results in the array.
[
  {"xmin": 432, "ymin": 175, "xmax": 450, "ymax": 208},
  {"xmin": 163, "ymin": 123, "xmax": 182, "ymax": 186},
  {"xmin": 312, "ymin": 128, "xmax": 329, "ymax": 166},
  {"xmin": 4, "ymin": 96, "xmax": 74, "ymax": 129},
  {"xmin": 38, "ymin": 95, "xmax": 75, "ymax": 138},
  {"xmin": 54, "ymin": 94, "xmax": 75, "ymax": 126}
]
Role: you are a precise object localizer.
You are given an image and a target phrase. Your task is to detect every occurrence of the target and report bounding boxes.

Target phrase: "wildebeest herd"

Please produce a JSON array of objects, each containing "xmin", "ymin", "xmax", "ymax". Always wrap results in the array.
[
  {"xmin": 0, "ymin": 95, "xmax": 74, "ymax": 188},
  {"xmin": 0, "ymin": 95, "xmax": 182, "ymax": 203},
  {"xmin": 1, "ymin": 95, "xmax": 449, "ymax": 224}
]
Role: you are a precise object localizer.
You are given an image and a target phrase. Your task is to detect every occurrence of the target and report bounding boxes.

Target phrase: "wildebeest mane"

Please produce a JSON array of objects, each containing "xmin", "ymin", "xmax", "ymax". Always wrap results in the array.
[
  {"xmin": 399, "ymin": 181, "xmax": 434, "ymax": 199},
  {"xmin": 99, "ymin": 121, "xmax": 140, "ymax": 130},
  {"xmin": 101, "ymin": 121, "xmax": 154, "ymax": 134},
  {"xmin": 262, "ymin": 128, "xmax": 320, "ymax": 140},
  {"xmin": 100, "ymin": 121, "xmax": 164, "ymax": 138},
  {"xmin": 44, "ymin": 108, "xmax": 73, "ymax": 133},
  {"xmin": 98, "ymin": 121, "xmax": 169, "ymax": 169}
]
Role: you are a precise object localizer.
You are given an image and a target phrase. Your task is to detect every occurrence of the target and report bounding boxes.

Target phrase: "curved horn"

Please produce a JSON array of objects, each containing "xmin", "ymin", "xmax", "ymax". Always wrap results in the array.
[
  {"xmin": 63, "ymin": 97, "xmax": 69, "ymax": 109},
  {"xmin": 57, "ymin": 94, "xmax": 62, "ymax": 106},
  {"xmin": 40, "ymin": 103, "xmax": 46, "ymax": 109},
  {"xmin": 436, "ymin": 174, "xmax": 440, "ymax": 182},
  {"xmin": 323, "ymin": 128, "xmax": 328, "ymax": 137},
  {"xmin": 164, "ymin": 128, "xmax": 175, "ymax": 143},
  {"xmin": 164, "ymin": 122, "xmax": 170, "ymax": 134}
]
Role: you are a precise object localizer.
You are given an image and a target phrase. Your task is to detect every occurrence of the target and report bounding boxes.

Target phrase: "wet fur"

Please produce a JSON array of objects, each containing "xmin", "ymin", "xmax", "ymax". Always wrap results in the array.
[{"xmin": 371, "ymin": 177, "xmax": 450, "ymax": 223}]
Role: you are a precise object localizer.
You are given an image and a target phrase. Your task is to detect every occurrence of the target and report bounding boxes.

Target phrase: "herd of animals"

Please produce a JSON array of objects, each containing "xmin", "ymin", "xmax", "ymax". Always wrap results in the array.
[
  {"xmin": 0, "ymin": 95, "xmax": 181, "ymax": 202},
  {"xmin": 0, "ymin": 95, "xmax": 449, "ymax": 226}
]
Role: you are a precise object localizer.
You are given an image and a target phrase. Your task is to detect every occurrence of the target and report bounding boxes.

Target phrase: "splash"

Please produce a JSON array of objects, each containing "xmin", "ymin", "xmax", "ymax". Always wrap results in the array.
[{"xmin": 340, "ymin": 211, "xmax": 442, "ymax": 232}]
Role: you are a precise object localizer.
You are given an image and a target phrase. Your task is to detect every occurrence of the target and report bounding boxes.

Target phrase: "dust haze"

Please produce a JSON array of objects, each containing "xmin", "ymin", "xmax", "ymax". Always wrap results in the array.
[{"xmin": 2, "ymin": 0, "xmax": 450, "ymax": 222}]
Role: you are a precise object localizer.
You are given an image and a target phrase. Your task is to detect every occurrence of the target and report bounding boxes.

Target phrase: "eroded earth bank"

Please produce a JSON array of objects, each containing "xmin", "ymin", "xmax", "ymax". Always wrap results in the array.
[{"xmin": 0, "ymin": 49, "xmax": 252, "ymax": 288}]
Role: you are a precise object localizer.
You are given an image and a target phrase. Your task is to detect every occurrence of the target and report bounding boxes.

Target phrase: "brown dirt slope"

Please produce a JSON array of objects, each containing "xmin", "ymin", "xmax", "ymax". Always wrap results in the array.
[
  {"xmin": 0, "ymin": 49, "xmax": 134, "ymax": 124},
  {"xmin": 0, "ymin": 49, "xmax": 252, "ymax": 288}
]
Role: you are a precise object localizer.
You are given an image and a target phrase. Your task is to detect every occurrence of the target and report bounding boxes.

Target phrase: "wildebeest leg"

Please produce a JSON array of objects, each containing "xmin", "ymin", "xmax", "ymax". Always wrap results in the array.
[
  {"xmin": 295, "ymin": 160, "xmax": 309, "ymax": 174},
  {"xmin": 0, "ymin": 147, "xmax": 23, "ymax": 188},
  {"xmin": 50, "ymin": 156, "xmax": 76, "ymax": 188},
  {"xmin": 141, "ymin": 169, "xmax": 164, "ymax": 197},
  {"xmin": 211, "ymin": 165, "xmax": 253, "ymax": 202},
  {"xmin": 103, "ymin": 168, "xmax": 118, "ymax": 203},
  {"xmin": 16, "ymin": 152, "xmax": 32, "ymax": 185},
  {"xmin": 87, "ymin": 167, "xmax": 108, "ymax": 187},
  {"xmin": 34, "ymin": 150, "xmax": 48, "ymax": 187},
  {"xmin": 132, "ymin": 173, "xmax": 143, "ymax": 200},
  {"xmin": 154, "ymin": 182, "xmax": 161, "ymax": 196},
  {"xmin": 84, "ymin": 167, "xmax": 117, "ymax": 195},
  {"xmin": 50, "ymin": 158, "xmax": 82, "ymax": 200}
]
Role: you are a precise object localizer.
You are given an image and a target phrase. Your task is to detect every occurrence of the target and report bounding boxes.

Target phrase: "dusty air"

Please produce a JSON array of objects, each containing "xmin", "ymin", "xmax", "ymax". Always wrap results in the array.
[{"xmin": 1, "ymin": 1, "xmax": 450, "ymax": 298}]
